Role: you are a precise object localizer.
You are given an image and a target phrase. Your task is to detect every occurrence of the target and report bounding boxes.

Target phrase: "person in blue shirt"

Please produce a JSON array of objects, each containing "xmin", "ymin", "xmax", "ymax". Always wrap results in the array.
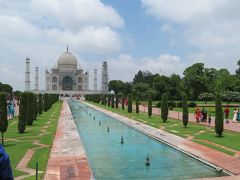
[{"xmin": 0, "ymin": 144, "xmax": 13, "ymax": 180}]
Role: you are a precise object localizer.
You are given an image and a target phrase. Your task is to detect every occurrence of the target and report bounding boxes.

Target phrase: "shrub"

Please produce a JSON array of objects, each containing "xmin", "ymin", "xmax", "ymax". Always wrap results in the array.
[
  {"xmin": 177, "ymin": 101, "xmax": 183, "ymax": 107},
  {"xmin": 43, "ymin": 93, "xmax": 49, "ymax": 112},
  {"xmin": 148, "ymin": 94, "xmax": 152, "ymax": 118},
  {"xmin": 188, "ymin": 101, "xmax": 197, "ymax": 107},
  {"xmin": 168, "ymin": 101, "xmax": 176, "ymax": 108},
  {"xmin": 161, "ymin": 93, "xmax": 168, "ymax": 122},
  {"xmin": 115, "ymin": 95, "xmax": 119, "ymax": 109},
  {"xmin": 199, "ymin": 92, "xmax": 215, "ymax": 103},
  {"xmin": 107, "ymin": 95, "xmax": 111, "ymax": 106},
  {"xmin": 0, "ymin": 93, "xmax": 8, "ymax": 146},
  {"xmin": 33, "ymin": 94, "xmax": 38, "ymax": 120},
  {"xmin": 215, "ymin": 95, "xmax": 224, "ymax": 137},
  {"xmin": 18, "ymin": 92, "xmax": 28, "ymax": 133},
  {"xmin": 111, "ymin": 95, "xmax": 114, "ymax": 108},
  {"xmin": 182, "ymin": 95, "xmax": 189, "ymax": 128},
  {"xmin": 128, "ymin": 94, "xmax": 132, "ymax": 113},
  {"xmin": 156, "ymin": 102, "xmax": 161, "ymax": 108},
  {"xmin": 121, "ymin": 95, "xmax": 125, "ymax": 110},
  {"xmin": 38, "ymin": 94, "xmax": 43, "ymax": 115}
]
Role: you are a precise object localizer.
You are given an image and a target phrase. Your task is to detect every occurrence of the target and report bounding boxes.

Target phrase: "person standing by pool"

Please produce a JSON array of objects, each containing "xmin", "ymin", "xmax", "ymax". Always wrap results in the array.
[
  {"xmin": 233, "ymin": 108, "xmax": 238, "ymax": 122},
  {"xmin": 224, "ymin": 106, "xmax": 230, "ymax": 123}
]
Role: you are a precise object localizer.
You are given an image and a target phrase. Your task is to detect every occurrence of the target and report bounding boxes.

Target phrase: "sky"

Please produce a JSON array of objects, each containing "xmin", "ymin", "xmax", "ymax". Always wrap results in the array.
[{"xmin": 0, "ymin": 0, "xmax": 240, "ymax": 91}]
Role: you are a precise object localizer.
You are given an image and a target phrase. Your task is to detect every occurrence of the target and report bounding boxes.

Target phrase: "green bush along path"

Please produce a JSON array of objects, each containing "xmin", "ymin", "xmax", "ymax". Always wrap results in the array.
[
  {"xmin": 89, "ymin": 101, "xmax": 240, "ymax": 157},
  {"xmin": 4, "ymin": 101, "xmax": 62, "ymax": 179}
]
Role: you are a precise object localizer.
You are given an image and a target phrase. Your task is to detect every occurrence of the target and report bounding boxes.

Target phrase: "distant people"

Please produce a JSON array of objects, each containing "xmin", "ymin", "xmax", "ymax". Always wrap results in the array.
[
  {"xmin": 224, "ymin": 106, "xmax": 230, "ymax": 123},
  {"xmin": 195, "ymin": 108, "xmax": 201, "ymax": 122},
  {"xmin": 233, "ymin": 108, "xmax": 238, "ymax": 122},
  {"xmin": 201, "ymin": 108, "xmax": 207, "ymax": 122},
  {"xmin": 208, "ymin": 114, "xmax": 211, "ymax": 127},
  {"xmin": 125, "ymin": 98, "xmax": 128, "ymax": 106},
  {"xmin": 0, "ymin": 144, "xmax": 13, "ymax": 180},
  {"xmin": 237, "ymin": 109, "xmax": 240, "ymax": 122}
]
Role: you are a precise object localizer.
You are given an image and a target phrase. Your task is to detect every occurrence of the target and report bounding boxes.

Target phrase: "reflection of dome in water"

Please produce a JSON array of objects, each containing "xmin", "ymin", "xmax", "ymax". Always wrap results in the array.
[{"xmin": 57, "ymin": 48, "xmax": 78, "ymax": 68}]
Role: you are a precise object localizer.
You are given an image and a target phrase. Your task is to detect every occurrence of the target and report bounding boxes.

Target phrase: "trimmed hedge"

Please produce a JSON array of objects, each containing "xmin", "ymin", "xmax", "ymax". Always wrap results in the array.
[
  {"xmin": 0, "ymin": 93, "xmax": 8, "ymax": 145},
  {"xmin": 161, "ymin": 93, "xmax": 168, "ymax": 123}
]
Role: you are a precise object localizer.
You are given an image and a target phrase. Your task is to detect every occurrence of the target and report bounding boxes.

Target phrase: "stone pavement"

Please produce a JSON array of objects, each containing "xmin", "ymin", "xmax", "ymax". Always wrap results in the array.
[
  {"xmin": 86, "ymin": 102, "xmax": 240, "ymax": 179},
  {"xmin": 139, "ymin": 105, "xmax": 240, "ymax": 132},
  {"xmin": 44, "ymin": 101, "xmax": 93, "ymax": 180}
]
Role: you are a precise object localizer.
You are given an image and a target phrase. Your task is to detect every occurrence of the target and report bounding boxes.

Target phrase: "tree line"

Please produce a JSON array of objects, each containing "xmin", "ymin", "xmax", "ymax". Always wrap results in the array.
[
  {"xmin": 0, "ymin": 92, "xmax": 58, "ymax": 146},
  {"xmin": 108, "ymin": 61, "xmax": 240, "ymax": 101}
]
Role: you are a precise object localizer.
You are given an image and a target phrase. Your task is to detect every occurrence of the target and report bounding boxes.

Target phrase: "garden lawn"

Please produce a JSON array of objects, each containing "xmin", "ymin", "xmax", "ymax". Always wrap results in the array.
[
  {"xmin": 3, "ymin": 101, "xmax": 62, "ymax": 179},
  {"xmin": 89, "ymin": 101, "xmax": 240, "ymax": 156}
]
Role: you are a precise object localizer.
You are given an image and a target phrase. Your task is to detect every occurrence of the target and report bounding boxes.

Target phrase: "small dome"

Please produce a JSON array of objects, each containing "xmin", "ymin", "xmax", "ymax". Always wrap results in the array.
[{"xmin": 57, "ymin": 49, "xmax": 78, "ymax": 68}]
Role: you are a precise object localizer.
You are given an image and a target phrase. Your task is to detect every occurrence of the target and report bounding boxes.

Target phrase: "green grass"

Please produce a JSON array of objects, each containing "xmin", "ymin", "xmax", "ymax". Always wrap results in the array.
[
  {"xmin": 89, "ymin": 101, "xmax": 240, "ymax": 156},
  {"xmin": 4, "ymin": 101, "xmax": 62, "ymax": 179}
]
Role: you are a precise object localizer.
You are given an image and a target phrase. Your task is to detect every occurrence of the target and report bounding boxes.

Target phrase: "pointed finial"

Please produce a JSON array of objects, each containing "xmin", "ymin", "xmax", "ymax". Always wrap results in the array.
[{"xmin": 67, "ymin": 45, "xmax": 68, "ymax": 52}]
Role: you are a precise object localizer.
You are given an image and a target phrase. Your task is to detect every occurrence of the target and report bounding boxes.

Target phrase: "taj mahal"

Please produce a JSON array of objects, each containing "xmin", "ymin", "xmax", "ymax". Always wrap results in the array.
[{"xmin": 24, "ymin": 47, "xmax": 109, "ymax": 95}]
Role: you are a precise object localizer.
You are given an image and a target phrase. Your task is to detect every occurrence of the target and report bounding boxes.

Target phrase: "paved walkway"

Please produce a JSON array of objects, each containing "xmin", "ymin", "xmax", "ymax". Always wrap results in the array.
[
  {"xmin": 44, "ymin": 100, "xmax": 93, "ymax": 180},
  {"xmin": 86, "ymin": 102, "xmax": 240, "ymax": 179},
  {"xmin": 139, "ymin": 105, "xmax": 240, "ymax": 132}
]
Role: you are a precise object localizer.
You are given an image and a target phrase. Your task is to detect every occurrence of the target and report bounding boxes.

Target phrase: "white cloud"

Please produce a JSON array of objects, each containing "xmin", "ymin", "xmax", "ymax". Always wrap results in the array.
[
  {"xmin": 0, "ymin": 0, "xmax": 124, "ymax": 90},
  {"xmin": 108, "ymin": 54, "xmax": 183, "ymax": 82},
  {"xmin": 141, "ymin": 0, "xmax": 240, "ymax": 72}
]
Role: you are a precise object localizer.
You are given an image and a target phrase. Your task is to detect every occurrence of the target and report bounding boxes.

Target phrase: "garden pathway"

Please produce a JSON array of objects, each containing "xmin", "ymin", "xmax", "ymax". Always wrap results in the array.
[
  {"xmin": 44, "ymin": 100, "xmax": 93, "ymax": 180},
  {"xmin": 139, "ymin": 105, "xmax": 240, "ymax": 132}
]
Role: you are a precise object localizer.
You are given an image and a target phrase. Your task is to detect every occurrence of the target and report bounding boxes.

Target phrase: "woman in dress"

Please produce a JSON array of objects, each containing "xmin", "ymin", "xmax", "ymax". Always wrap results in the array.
[{"xmin": 233, "ymin": 108, "xmax": 238, "ymax": 122}]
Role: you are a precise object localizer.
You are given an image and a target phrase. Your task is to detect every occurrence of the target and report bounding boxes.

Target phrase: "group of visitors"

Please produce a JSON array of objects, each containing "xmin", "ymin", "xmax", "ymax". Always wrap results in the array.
[
  {"xmin": 194, "ymin": 106, "xmax": 240, "ymax": 126},
  {"xmin": 232, "ymin": 108, "xmax": 240, "ymax": 122},
  {"xmin": 7, "ymin": 97, "xmax": 18, "ymax": 119},
  {"xmin": 194, "ymin": 108, "xmax": 208, "ymax": 123}
]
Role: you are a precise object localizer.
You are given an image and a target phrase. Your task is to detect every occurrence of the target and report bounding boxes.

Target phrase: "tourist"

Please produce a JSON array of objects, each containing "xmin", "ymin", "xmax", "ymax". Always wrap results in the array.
[
  {"xmin": 208, "ymin": 114, "xmax": 211, "ymax": 127},
  {"xmin": 232, "ymin": 108, "xmax": 238, "ymax": 122},
  {"xmin": 237, "ymin": 109, "xmax": 240, "ymax": 122},
  {"xmin": 195, "ymin": 108, "xmax": 201, "ymax": 122},
  {"xmin": 224, "ymin": 106, "xmax": 230, "ymax": 123},
  {"xmin": 201, "ymin": 108, "xmax": 207, "ymax": 122},
  {"xmin": 0, "ymin": 144, "xmax": 13, "ymax": 180}
]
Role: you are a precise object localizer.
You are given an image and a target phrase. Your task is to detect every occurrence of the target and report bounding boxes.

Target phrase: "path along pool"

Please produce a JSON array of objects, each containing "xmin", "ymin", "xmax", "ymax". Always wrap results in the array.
[{"xmin": 68, "ymin": 100, "xmax": 228, "ymax": 179}]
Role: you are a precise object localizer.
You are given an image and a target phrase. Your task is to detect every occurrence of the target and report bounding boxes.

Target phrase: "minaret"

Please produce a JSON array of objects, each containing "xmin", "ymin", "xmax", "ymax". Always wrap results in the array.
[
  {"xmin": 101, "ymin": 61, "xmax": 109, "ymax": 93},
  {"xmin": 94, "ymin": 68, "xmax": 97, "ymax": 91},
  {"xmin": 34, "ymin": 67, "xmax": 39, "ymax": 91},
  {"xmin": 25, "ymin": 57, "xmax": 31, "ymax": 91}
]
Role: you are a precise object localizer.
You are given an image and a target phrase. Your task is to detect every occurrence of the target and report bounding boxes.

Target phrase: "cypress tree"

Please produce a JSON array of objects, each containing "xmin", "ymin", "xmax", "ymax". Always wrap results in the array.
[
  {"xmin": 136, "ymin": 96, "xmax": 139, "ymax": 114},
  {"xmin": 38, "ymin": 94, "xmax": 43, "ymax": 115},
  {"xmin": 33, "ymin": 94, "xmax": 38, "ymax": 120},
  {"xmin": 18, "ymin": 92, "xmax": 28, "ymax": 133},
  {"xmin": 115, "ymin": 95, "xmax": 119, "ymax": 109},
  {"xmin": 27, "ymin": 93, "xmax": 34, "ymax": 126},
  {"xmin": 128, "ymin": 94, "xmax": 132, "ymax": 113},
  {"xmin": 182, "ymin": 94, "xmax": 189, "ymax": 128},
  {"xmin": 44, "ymin": 93, "xmax": 48, "ymax": 112},
  {"xmin": 121, "ymin": 95, "xmax": 125, "ymax": 110},
  {"xmin": 215, "ymin": 95, "xmax": 224, "ymax": 137},
  {"xmin": 148, "ymin": 94, "xmax": 152, "ymax": 118},
  {"xmin": 111, "ymin": 95, "xmax": 114, "ymax": 108},
  {"xmin": 0, "ymin": 93, "xmax": 8, "ymax": 146},
  {"xmin": 107, "ymin": 95, "xmax": 111, "ymax": 107},
  {"xmin": 161, "ymin": 93, "xmax": 168, "ymax": 122}
]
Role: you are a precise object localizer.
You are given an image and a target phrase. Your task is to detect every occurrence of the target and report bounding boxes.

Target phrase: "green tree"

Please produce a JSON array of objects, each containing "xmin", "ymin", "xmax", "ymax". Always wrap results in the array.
[
  {"xmin": 121, "ymin": 95, "xmax": 125, "ymax": 110},
  {"xmin": 108, "ymin": 80, "xmax": 124, "ymax": 94},
  {"xmin": 133, "ymin": 70, "xmax": 155, "ymax": 86},
  {"xmin": 133, "ymin": 83, "xmax": 150, "ymax": 100},
  {"xmin": 0, "ymin": 93, "xmax": 8, "ymax": 146},
  {"xmin": 128, "ymin": 94, "xmax": 132, "ymax": 113},
  {"xmin": 215, "ymin": 95, "xmax": 224, "ymax": 137},
  {"xmin": 123, "ymin": 82, "xmax": 133, "ymax": 95},
  {"xmin": 111, "ymin": 95, "xmax": 114, "ymax": 108},
  {"xmin": 161, "ymin": 93, "xmax": 168, "ymax": 122},
  {"xmin": 182, "ymin": 94, "xmax": 188, "ymax": 128},
  {"xmin": 235, "ymin": 59, "xmax": 240, "ymax": 75},
  {"xmin": 33, "ymin": 94, "xmax": 38, "ymax": 120},
  {"xmin": 115, "ymin": 95, "xmax": 119, "ymax": 109},
  {"xmin": 27, "ymin": 93, "xmax": 34, "ymax": 126},
  {"xmin": 0, "ymin": 82, "xmax": 13, "ymax": 94},
  {"xmin": 148, "ymin": 93, "xmax": 152, "ymax": 118},
  {"xmin": 136, "ymin": 97, "xmax": 139, "ymax": 114},
  {"xmin": 44, "ymin": 93, "xmax": 49, "ymax": 112},
  {"xmin": 107, "ymin": 95, "xmax": 111, "ymax": 107},
  {"xmin": 38, "ymin": 94, "xmax": 43, "ymax": 115},
  {"xmin": 18, "ymin": 92, "xmax": 28, "ymax": 133}
]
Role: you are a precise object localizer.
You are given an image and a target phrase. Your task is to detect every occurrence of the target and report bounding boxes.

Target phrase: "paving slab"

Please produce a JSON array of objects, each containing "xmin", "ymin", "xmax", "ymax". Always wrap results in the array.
[{"xmin": 44, "ymin": 101, "xmax": 93, "ymax": 180}]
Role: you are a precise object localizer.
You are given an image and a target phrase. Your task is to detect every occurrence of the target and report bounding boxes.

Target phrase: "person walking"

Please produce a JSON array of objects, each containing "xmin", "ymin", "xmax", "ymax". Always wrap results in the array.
[
  {"xmin": 224, "ymin": 106, "xmax": 230, "ymax": 123},
  {"xmin": 237, "ymin": 109, "xmax": 240, "ymax": 122},
  {"xmin": 195, "ymin": 108, "xmax": 201, "ymax": 122}
]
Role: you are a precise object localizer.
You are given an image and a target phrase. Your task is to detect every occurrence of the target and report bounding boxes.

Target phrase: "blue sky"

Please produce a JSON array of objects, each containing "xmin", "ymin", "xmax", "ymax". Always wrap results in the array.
[{"xmin": 0, "ymin": 0, "xmax": 240, "ymax": 90}]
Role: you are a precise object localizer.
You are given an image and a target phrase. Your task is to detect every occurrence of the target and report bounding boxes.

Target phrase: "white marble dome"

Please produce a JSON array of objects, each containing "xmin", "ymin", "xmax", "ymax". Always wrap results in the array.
[{"xmin": 57, "ymin": 50, "xmax": 78, "ymax": 68}]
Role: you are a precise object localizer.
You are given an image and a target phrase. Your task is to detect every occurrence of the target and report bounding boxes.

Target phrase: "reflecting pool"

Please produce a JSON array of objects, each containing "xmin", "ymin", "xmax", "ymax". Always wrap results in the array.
[{"xmin": 69, "ymin": 100, "xmax": 227, "ymax": 179}]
